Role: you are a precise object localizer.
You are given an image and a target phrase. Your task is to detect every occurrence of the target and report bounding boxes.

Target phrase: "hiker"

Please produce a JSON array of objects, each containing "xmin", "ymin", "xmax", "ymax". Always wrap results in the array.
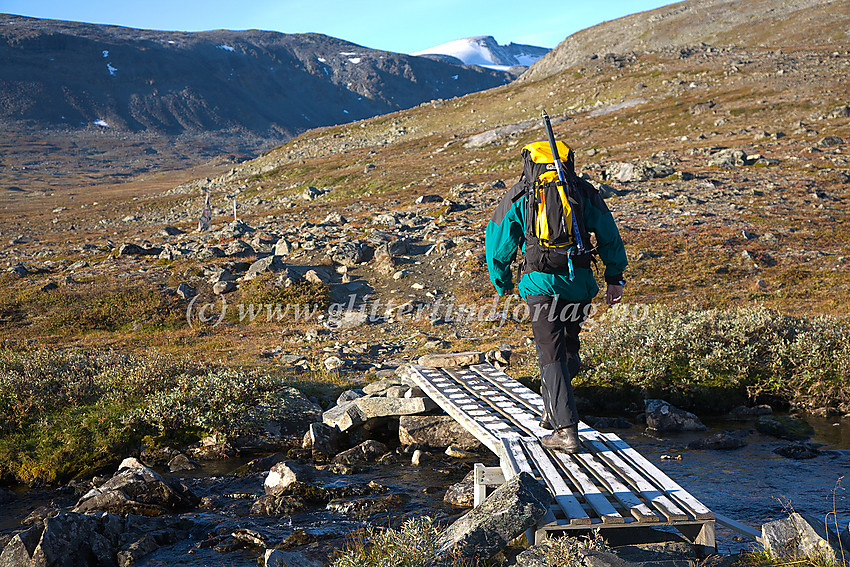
[{"xmin": 485, "ymin": 137, "xmax": 627, "ymax": 453}]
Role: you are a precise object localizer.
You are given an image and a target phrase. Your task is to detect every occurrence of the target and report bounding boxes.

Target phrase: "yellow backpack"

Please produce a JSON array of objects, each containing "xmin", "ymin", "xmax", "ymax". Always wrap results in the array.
[{"xmin": 520, "ymin": 141, "xmax": 593, "ymax": 277}]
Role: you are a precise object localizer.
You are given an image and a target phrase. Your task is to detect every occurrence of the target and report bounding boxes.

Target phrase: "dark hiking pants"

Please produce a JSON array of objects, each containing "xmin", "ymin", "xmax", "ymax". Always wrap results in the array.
[{"xmin": 526, "ymin": 296, "xmax": 591, "ymax": 431}]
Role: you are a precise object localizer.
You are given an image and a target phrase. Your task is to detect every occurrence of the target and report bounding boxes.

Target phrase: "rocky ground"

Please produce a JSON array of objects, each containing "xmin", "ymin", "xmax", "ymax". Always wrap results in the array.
[
  {"xmin": 3, "ymin": 44, "xmax": 849, "ymax": 330},
  {"xmin": 0, "ymin": 30, "xmax": 848, "ymax": 567},
  {"xmin": 0, "ymin": 365, "xmax": 844, "ymax": 567}
]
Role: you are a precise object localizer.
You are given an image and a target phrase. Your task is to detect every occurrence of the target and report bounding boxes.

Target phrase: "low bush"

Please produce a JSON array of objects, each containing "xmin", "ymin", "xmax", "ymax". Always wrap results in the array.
[
  {"xmin": 125, "ymin": 368, "xmax": 311, "ymax": 434},
  {"xmin": 331, "ymin": 519, "xmax": 609, "ymax": 567},
  {"xmin": 238, "ymin": 273, "xmax": 330, "ymax": 311},
  {"xmin": 331, "ymin": 517, "xmax": 441, "ymax": 567},
  {"xmin": 0, "ymin": 278, "xmax": 184, "ymax": 336},
  {"xmin": 0, "ymin": 348, "xmax": 305, "ymax": 484},
  {"xmin": 580, "ymin": 305, "xmax": 850, "ymax": 410}
]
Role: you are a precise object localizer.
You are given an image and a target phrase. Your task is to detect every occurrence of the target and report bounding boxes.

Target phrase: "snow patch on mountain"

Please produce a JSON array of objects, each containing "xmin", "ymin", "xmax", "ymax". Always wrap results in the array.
[{"xmin": 412, "ymin": 36, "xmax": 549, "ymax": 71}]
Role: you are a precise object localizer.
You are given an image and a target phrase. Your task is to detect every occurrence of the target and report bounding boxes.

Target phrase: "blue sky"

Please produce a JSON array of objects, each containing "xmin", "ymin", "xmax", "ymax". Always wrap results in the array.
[{"xmin": 1, "ymin": 0, "xmax": 676, "ymax": 53}]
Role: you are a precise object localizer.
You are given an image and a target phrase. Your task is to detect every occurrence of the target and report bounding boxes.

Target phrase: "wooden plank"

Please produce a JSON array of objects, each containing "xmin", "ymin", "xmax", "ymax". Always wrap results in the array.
[
  {"xmin": 446, "ymin": 368, "xmax": 548, "ymax": 437},
  {"xmin": 499, "ymin": 437, "xmax": 577, "ymax": 545},
  {"xmin": 461, "ymin": 366, "xmax": 707, "ymax": 524},
  {"xmin": 715, "ymin": 513, "xmax": 762, "ymax": 542},
  {"xmin": 573, "ymin": 451, "xmax": 660, "ymax": 523},
  {"xmin": 545, "ymin": 449, "xmax": 625, "ymax": 524},
  {"xmin": 583, "ymin": 437, "xmax": 689, "ymax": 522},
  {"xmin": 675, "ymin": 522, "xmax": 717, "ymax": 556},
  {"xmin": 470, "ymin": 364, "xmax": 546, "ymax": 413},
  {"xmin": 475, "ymin": 465, "xmax": 505, "ymax": 486},
  {"xmin": 446, "ymin": 370, "xmax": 538, "ymax": 427},
  {"xmin": 415, "ymin": 364, "xmax": 714, "ymax": 531},
  {"xmin": 452, "ymin": 368, "xmax": 610, "ymax": 525},
  {"xmin": 473, "ymin": 463, "xmax": 487, "ymax": 507},
  {"xmin": 535, "ymin": 509, "xmax": 558, "ymax": 545},
  {"xmin": 500, "ymin": 436, "xmax": 536, "ymax": 483},
  {"xmin": 403, "ymin": 366, "xmax": 515, "ymax": 458},
  {"xmin": 452, "ymin": 367, "xmax": 654, "ymax": 524},
  {"xmin": 601, "ymin": 433, "xmax": 714, "ymax": 521},
  {"xmin": 522, "ymin": 439, "xmax": 600, "ymax": 525}
]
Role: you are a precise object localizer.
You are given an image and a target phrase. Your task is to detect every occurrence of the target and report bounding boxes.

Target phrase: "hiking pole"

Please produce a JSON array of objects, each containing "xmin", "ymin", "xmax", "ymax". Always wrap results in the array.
[{"xmin": 542, "ymin": 110, "xmax": 586, "ymax": 253}]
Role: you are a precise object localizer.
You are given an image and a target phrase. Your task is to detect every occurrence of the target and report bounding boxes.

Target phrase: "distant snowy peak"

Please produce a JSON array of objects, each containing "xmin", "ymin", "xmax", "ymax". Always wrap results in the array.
[{"xmin": 412, "ymin": 36, "xmax": 549, "ymax": 71}]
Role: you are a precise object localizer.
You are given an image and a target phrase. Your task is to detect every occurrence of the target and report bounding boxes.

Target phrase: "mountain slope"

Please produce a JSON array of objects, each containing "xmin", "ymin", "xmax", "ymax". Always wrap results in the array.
[
  {"xmin": 412, "ymin": 36, "xmax": 549, "ymax": 70},
  {"xmin": 0, "ymin": 14, "xmax": 512, "ymax": 135},
  {"xmin": 522, "ymin": 0, "xmax": 850, "ymax": 81}
]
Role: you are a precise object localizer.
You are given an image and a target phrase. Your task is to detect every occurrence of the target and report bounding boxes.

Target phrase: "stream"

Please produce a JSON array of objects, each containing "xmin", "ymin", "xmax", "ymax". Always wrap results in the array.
[
  {"xmin": 1, "ymin": 415, "xmax": 848, "ymax": 564},
  {"xmin": 620, "ymin": 415, "xmax": 850, "ymax": 554}
]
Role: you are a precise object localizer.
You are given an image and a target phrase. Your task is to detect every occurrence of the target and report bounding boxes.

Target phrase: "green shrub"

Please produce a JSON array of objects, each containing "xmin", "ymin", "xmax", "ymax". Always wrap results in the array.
[
  {"xmin": 331, "ymin": 520, "xmax": 609, "ymax": 567},
  {"xmin": 239, "ymin": 273, "xmax": 330, "ymax": 308},
  {"xmin": 529, "ymin": 532, "xmax": 609, "ymax": 565},
  {"xmin": 580, "ymin": 306, "xmax": 850, "ymax": 409},
  {"xmin": 0, "ymin": 279, "xmax": 185, "ymax": 336},
  {"xmin": 0, "ymin": 348, "xmax": 309, "ymax": 484},
  {"xmin": 124, "ymin": 368, "xmax": 305, "ymax": 434},
  {"xmin": 331, "ymin": 517, "xmax": 441, "ymax": 567},
  {"xmin": 0, "ymin": 350, "xmax": 199, "ymax": 435}
]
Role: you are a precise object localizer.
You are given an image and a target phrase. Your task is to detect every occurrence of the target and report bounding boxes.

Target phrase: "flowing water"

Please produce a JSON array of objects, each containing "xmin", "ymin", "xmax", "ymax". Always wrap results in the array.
[
  {"xmin": 618, "ymin": 416, "xmax": 850, "ymax": 554},
  {"xmin": 2, "ymin": 416, "xmax": 849, "ymax": 564}
]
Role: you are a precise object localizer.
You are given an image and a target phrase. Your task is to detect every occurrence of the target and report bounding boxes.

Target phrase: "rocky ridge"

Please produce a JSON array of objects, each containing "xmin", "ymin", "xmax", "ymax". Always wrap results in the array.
[{"xmin": 521, "ymin": 0, "xmax": 850, "ymax": 81}]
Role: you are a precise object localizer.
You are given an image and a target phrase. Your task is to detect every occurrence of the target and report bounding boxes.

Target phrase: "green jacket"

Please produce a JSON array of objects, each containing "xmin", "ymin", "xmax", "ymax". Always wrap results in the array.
[{"xmin": 485, "ymin": 178, "xmax": 627, "ymax": 301}]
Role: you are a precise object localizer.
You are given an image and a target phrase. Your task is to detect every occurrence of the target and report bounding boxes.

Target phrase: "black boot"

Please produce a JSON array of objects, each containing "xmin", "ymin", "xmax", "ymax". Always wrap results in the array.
[
  {"xmin": 541, "ymin": 424, "xmax": 581, "ymax": 454},
  {"xmin": 539, "ymin": 411, "xmax": 554, "ymax": 430}
]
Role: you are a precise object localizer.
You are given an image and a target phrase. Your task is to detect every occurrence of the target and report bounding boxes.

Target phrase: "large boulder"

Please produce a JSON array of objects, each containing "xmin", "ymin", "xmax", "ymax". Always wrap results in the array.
[
  {"xmin": 728, "ymin": 405, "xmax": 773, "ymax": 419},
  {"xmin": 332, "ymin": 440, "xmax": 388, "ymax": 465},
  {"xmin": 773, "ymin": 442, "xmax": 820, "ymax": 460},
  {"xmin": 167, "ymin": 453, "xmax": 198, "ymax": 472},
  {"xmin": 267, "ymin": 387, "xmax": 323, "ymax": 434},
  {"xmin": 612, "ymin": 162, "xmax": 655, "ymax": 183},
  {"xmin": 0, "ymin": 511, "xmax": 187, "ymax": 567},
  {"xmin": 755, "ymin": 416, "xmax": 814, "ymax": 441},
  {"xmin": 709, "ymin": 148, "xmax": 749, "ymax": 168},
  {"xmin": 196, "ymin": 245, "xmax": 226, "ymax": 260},
  {"xmin": 273, "ymin": 238, "xmax": 293, "ymax": 256},
  {"xmin": 687, "ymin": 430, "xmax": 748, "ymax": 450},
  {"xmin": 217, "ymin": 220, "xmax": 254, "ymax": 239},
  {"xmin": 224, "ymin": 239, "xmax": 255, "ymax": 257},
  {"xmin": 432, "ymin": 471, "xmax": 550, "ymax": 565},
  {"xmin": 444, "ymin": 470, "xmax": 475, "ymax": 507},
  {"xmin": 418, "ymin": 351, "xmax": 484, "ymax": 368},
  {"xmin": 0, "ymin": 512, "xmax": 122, "ymax": 567},
  {"xmin": 117, "ymin": 243, "xmax": 162, "ymax": 256},
  {"xmin": 762, "ymin": 513, "xmax": 841, "ymax": 562},
  {"xmin": 325, "ymin": 492, "xmax": 410, "ymax": 520},
  {"xmin": 644, "ymin": 400, "xmax": 706, "ymax": 432},
  {"xmin": 328, "ymin": 241, "xmax": 363, "ymax": 267},
  {"xmin": 363, "ymin": 377, "xmax": 415, "ymax": 395},
  {"xmin": 399, "ymin": 415, "xmax": 482, "ymax": 451},
  {"xmin": 322, "ymin": 396, "xmax": 437, "ymax": 432},
  {"xmin": 265, "ymin": 461, "xmax": 318, "ymax": 496},
  {"xmin": 265, "ymin": 549, "xmax": 324, "ymax": 567},
  {"xmin": 243, "ymin": 255, "xmax": 286, "ymax": 281},
  {"xmin": 302, "ymin": 422, "xmax": 343, "ymax": 458},
  {"xmin": 512, "ymin": 538, "xmax": 635, "ymax": 567},
  {"xmin": 73, "ymin": 458, "xmax": 197, "ymax": 517}
]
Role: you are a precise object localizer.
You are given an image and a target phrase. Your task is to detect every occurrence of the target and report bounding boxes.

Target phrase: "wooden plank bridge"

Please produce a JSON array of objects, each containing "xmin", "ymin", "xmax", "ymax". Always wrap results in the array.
[{"xmin": 403, "ymin": 362, "xmax": 717, "ymax": 552}]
